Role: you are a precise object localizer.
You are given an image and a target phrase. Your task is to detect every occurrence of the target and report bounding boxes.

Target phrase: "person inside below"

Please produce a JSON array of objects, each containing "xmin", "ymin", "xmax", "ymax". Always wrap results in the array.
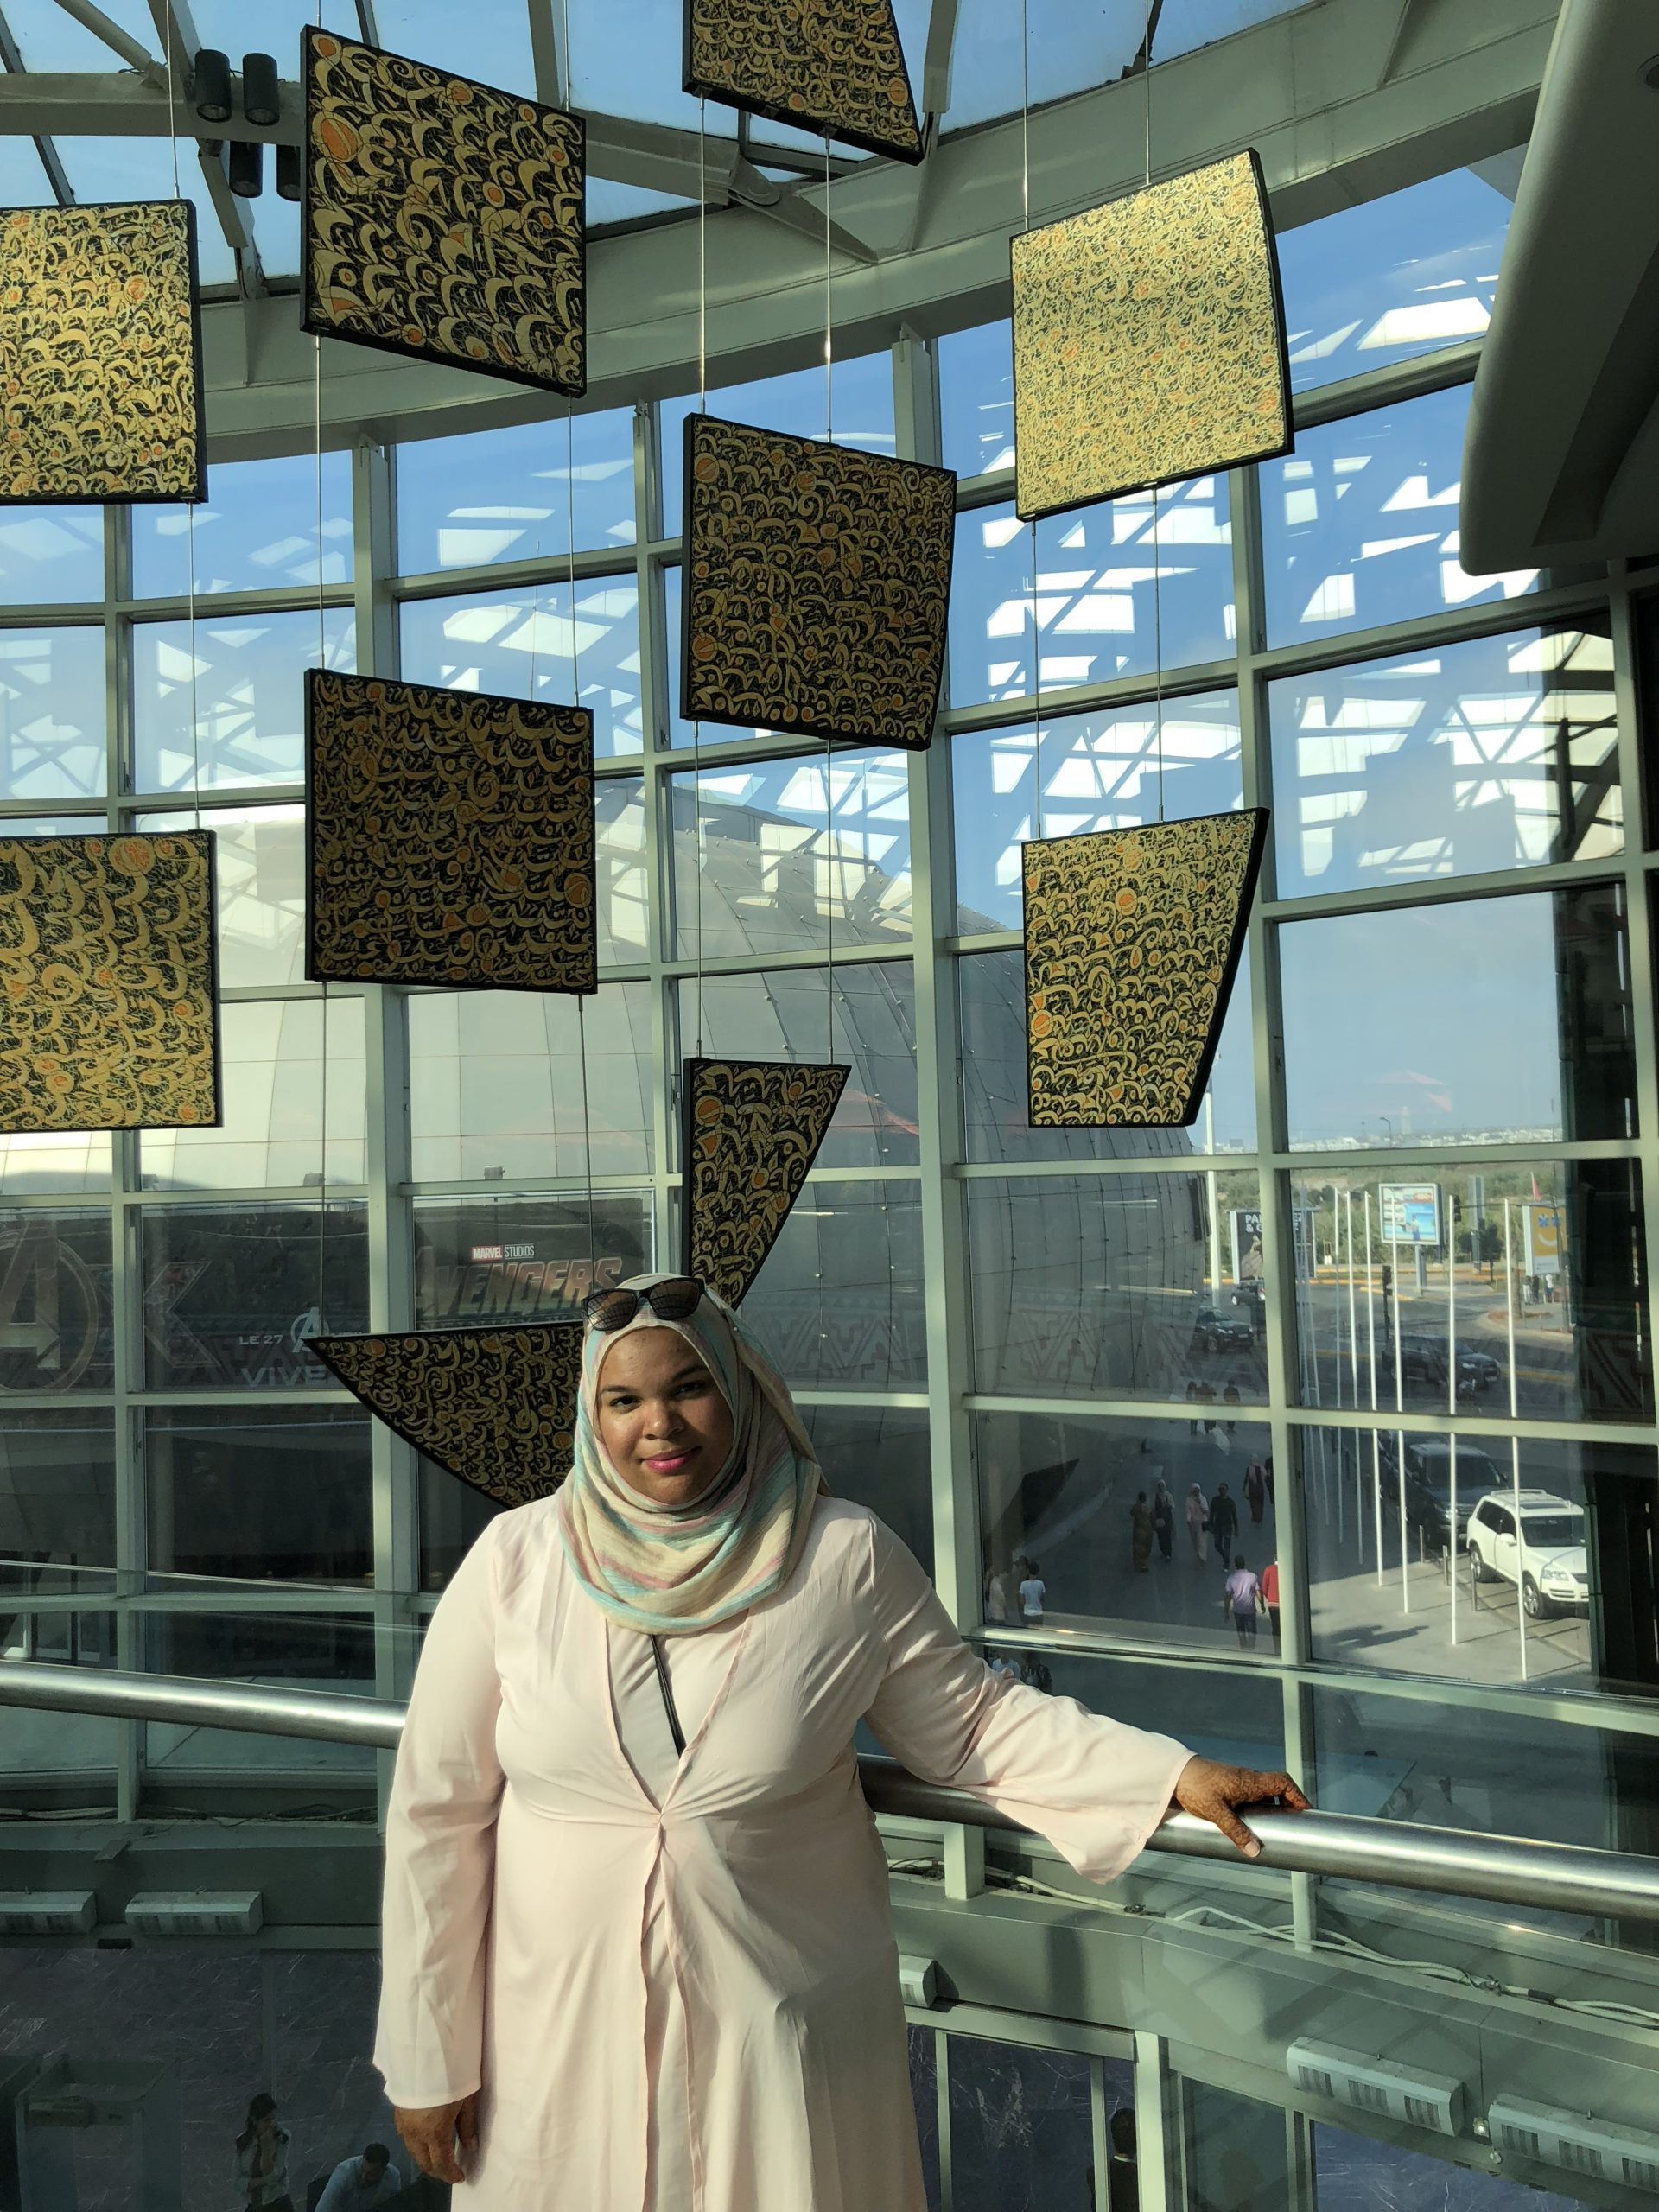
[
  {"xmin": 376, "ymin": 1273, "xmax": 1308, "ymax": 2211},
  {"xmin": 313, "ymin": 2145, "xmax": 402, "ymax": 2212}
]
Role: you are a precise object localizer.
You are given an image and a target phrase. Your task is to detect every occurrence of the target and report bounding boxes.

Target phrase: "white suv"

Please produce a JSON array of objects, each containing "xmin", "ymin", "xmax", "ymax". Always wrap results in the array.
[{"xmin": 1466, "ymin": 1490, "xmax": 1589, "ymax": 1619}]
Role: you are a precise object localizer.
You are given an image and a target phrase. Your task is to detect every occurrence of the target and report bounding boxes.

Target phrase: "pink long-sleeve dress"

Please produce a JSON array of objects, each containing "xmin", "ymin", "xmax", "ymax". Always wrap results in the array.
[{"xmin": 374, "ymin": 1492, "xmax": 1190, "ymax": 2212}]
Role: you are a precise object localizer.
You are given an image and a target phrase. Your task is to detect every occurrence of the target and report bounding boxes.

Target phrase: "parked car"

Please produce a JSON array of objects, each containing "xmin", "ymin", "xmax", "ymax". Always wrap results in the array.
[
  {"xmin": 1397, "ymin": 1335, "xmax": 1502, "ymax": 1393},
  {"xmin": 1467, "ymin": 1491, "xmax": 1589, "ymax": 1618},
  {"xmin": 1398, "ymin": 1440, "xmax": 1503, "ymax": 1551},
  {"xmin": 1192, "ymin": 1307, "xmax": 1253, "ymax": 1352}
]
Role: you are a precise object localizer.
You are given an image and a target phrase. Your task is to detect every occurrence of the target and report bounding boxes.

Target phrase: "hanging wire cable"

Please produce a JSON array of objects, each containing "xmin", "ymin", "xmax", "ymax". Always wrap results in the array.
[
  {"xmin": 313, "ymin": 0, "xmax": 329, "ymax": 1332},
  {"xmin": 566, "ymin": 399, "xmax": 596, "ymax": 1276},
  {"xmin": 690, "ymin": 100, "xmax": 709, "ymax": 1058},
  {"xmin": 1142, "ymin": 0, "xmax": 1165, "ymax": 824},
  {"xmin": 1019, "ymin": 0, "xmax": 1042, "ymax": 844},
  {"xmin": 161, "ymin": 11, "xmax": 204, "ymax": 836},
  {"xmin": 823, "ymin": 130, "xmax": 836, "ymax": 1064}
]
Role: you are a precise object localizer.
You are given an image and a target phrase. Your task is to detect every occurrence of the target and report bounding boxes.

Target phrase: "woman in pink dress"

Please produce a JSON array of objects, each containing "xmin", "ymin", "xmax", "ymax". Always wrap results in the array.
[{"xmin": 377, "ymin": 1274, "xmax": 1306, "ymax": 2211}]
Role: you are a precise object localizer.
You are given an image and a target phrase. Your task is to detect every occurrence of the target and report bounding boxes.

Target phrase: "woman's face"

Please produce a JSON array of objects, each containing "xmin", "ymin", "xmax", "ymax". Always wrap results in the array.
[{"xmin": 595, "ymin": 1328, "xmax": 735, "ymax": 1507}]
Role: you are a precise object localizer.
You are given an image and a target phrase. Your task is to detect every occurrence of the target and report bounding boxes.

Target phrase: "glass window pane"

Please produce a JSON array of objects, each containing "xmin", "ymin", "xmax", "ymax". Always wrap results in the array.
[
  {"xmin": 0, "ymin": 626, "xmax": 105, "ymax": 800},
  {"xmin": 0, "ymin": 508, "xmax": 102, "ymax": 603},
  {"xmin": 421, "ymin": 1451, "xmax": 500, "ymax": 1592},
  {"xmin": 1260, "ymin": 384, "xmax": 1548, "ymax": 648},
  {"xmin": 946, "ymin": 2038, "xmax": 1095, "ymax": 2212},
  {"xmin": 0, "ymin": 1211, "xmax": 113, "ymax": 1396},
  {"xmin": 407, "ymin": 982, "xmax": 654, "ymax": 1182},
  {"xmin": 137, "ymin": 804, "xmax": 307, "ymax": 987},
  {"xmin": 141, "ymin": 1203, "xmax": 369, "ymax": 1390},
  {"xmin": 1303, "ymin": 1424, "xmax": 1655, "ymax": 1702},
  {"xmin": 969, "ymin": 1170, "xmax": 1268, "ymax": 1404},
  {"xmin": 938, "ymin": 320, "xmax": 1015, "ymax": 479},
  {"xmin": 372, "ymin": 0, "xmax": 534, "ymax": 86},
  {"xmin": 959, "ymin": 945, "xmax": 1255, "ymax": 1162},
  {"xmin": 951, "ymin": 692, "xmax": 1244, "ymax": 931},
  {"xmin": 413, "ymin": 1192, "xmax": 655, "ymax": 1325},
  {"xmin": 660, "ymin": 354, "xmax": 895, "ymax": 537},
  {"xmin": 1312, "ymin": 1685, "xmax": 1659, "ymax": 1940},
  {"xmin": 741, "ymin": 1179, "xmax": 925, "ymax": 1390},
  {"xmin": 140, "ymin": 995, "xmax": 366, "ymax": 1191},
  {"xmin": 146, "ymin": 1406, "xmax": 372, "ymax": 1586},
  {"xmin": 1289, "ymin": 1161, "xmax": 1652, "ymax": 1427},
  {"xmin": 0, "ymin": 1131, "xmax": 111, "ymax": 1199},
  {"xmin": 671, "ymin": 750, "xmax": 913, "ymax": 960},
  {"xmin": 950, "ymin": 482, "xmax": 1234, "ymax": 709},
  {"xmin": 1268, "ymin": 621, "xmax": 1620, "ymax": 899},
  {"xmin": 399, "ymin": 580, "xmax": 643, "ymax": 758},
  {"xmin": 51, "ymin": 137, "xmax": 235, "ymax": 286},
  {"xmin": 132, "ymin": 607, "xmax": 356, "ymax": 793},
  {"xmin": 1279, "ymin": 160, "xmax": 1516, "ymax": 396},
  {"xmin": 1312, "ymin": 2118, "xmax": 1592, "ymax": 2211},
  {"xmin": 131, "ymin": 452, "xmax": 353, "ymax": 598},
  {"xmin": 804, "ymin": 1405, "xmax": 932, "ymax": 1580},
  {"xmin": 396, "ymin": 409, "xmax": 636, "ymax": 574},
  {"xmin": 0, "ymin": 1409, "xmax": 116, "ymax": 1580},
  {"xmin": 675, "ymin": 963, "xmax": 919, "ymax": 1170},
  {"xmin": 1279, "ymin": 886, "xmax": 1637, "ymax": 1151},
  {"xmin": 974, "ymin": 1647, "xmax": 1285, "ymax": 1773},
  {"xmin": 977, "ymin": 1408, "xmax": 1275, "ymax": 1656}
]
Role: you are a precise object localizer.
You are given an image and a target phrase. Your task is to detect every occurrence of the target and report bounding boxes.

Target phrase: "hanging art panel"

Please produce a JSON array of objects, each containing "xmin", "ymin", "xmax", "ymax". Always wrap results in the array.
[
  {"xmin": 1023, "ymin": 810, "xmax": 1268, "ymax": 1129},
  {"xmin": 0, "ymin": 200, "xmax": 206, "ymax": 504},
  {"xmin": 683, "ymin": 0, "xmax": 925, "ymax": 164},
  {"xmin": 302, "ymin": 26, "xmax": 586, "ymax": 395},
  {"xmin": 306, "ymin": 670, "xmax": 596, "ymax": 992},
  {"xmin": 1012, "ymin": 150, "xmax": 1291, "ymax": 520},
  {"xmin": 0, "ymin": 830, "xmax": 219, "ymax": 1132},
  {"xmin": 682, "ymin": 1057, "xmax": 849, "ymax": 1306},
  {"xmin": 312, "ymin": 1322, "xmax": 583, "ymax": 1507},
  {"xmin": 681, "ymin": 415, "xmax": 954, "ymax": 751}
]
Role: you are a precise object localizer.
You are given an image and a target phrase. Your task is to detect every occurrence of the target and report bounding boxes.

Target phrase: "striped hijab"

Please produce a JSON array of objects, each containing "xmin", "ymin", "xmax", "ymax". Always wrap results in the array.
[{"xmin": 556, "ymin": 1274, "xmax": 823, "ymax": 1634}]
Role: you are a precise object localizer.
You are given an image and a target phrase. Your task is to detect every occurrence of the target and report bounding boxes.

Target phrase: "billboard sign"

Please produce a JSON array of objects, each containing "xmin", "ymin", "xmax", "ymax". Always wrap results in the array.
[
  {"xmin": 1522, "ymin": 1201, "xmax": 1563, "ymax": 1277},
  {"xmin": 1379, "ymin": 1183, "xmax": 1441, "ymax": 1246}
]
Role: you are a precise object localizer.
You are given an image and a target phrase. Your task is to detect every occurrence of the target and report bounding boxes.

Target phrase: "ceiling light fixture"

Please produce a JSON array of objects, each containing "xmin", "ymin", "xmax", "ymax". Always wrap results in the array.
[
  {"xmin": 242, "ymin": 51, "xmax": 281, "ymax": 128},
  {"xmin": 191, "ymin": 48, "xmax": 232, "ymax": 124},
  {"xmin": 276, "ymin": 143, "xmax": 302, "ymax": 202},
  {"xmin": 226, "ymin": 138, "xmax": 263, "ymax": 198}
]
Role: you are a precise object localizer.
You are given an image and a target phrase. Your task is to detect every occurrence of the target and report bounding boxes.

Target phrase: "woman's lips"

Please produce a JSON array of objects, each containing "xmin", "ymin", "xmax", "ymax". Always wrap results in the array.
[{"xmin": 643, "ymin": 1446, "xmax": 698, "ymax": 1473}]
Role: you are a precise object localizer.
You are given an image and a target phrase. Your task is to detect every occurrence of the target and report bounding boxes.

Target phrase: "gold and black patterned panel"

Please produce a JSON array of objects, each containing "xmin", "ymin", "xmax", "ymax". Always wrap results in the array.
[
  {"xmin": 0, "ymin": 832, "xmax": 219, "ymax": 1133},
  {"xmin": 1012, "ymin": 151, "xmax": 1290, "ymax": 520},
  {"xmin": 307, "ymin": 670, "xmax": 596, "ymax": 992},
  {"xmin": 683, "ymin": 1058, "xmax": 849, "ymax": 1306},
  {"xmin": 302, "ymin": 27, "xmax": 585, "ymax": 396},
  {"xmin": 1024, "ymin": 810, "xmax": 1268, "ymax": 1128},
  {"xmin": 682, "ymin": 415, "xmax": 954, "ymax": 752},
  {"xmin": 0, "ymin": 201, "xmax": 205, "ymax": 505},
  {"xmin": 313, "ymin": 1323, "xmax": 583, "ymax": 1507},
  {"xmin": 683, "ymin": 0, "xmax": 924, "ymax": 164}
]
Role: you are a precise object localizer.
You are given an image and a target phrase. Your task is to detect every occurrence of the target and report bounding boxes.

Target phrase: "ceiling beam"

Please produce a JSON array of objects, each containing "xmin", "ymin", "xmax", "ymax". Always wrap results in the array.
[
  {"xmin": 525, "ymin": 0, "xmax": 566, "ymax": 108},
  {"xmin": 50, "ymin": 0, "xmax": 163, "ymax": 84},
  {"xmin": 921, "ymin": 0, "xmax": 959, "ymax": 119},
  {"xmin": 0, "ymin": 4, "xmax": 74, "ymax": 205}
]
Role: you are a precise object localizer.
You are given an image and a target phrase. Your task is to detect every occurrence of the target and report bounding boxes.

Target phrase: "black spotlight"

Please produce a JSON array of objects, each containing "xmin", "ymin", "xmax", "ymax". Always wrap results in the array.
[
  {"xmin": 226, "ymin": 137, "xmax": 264, "ymax": 199},
  {"xmin": 275, "ymin": 142, "xmax": 302, "ymax": 203},
  {"xmin": 241, "ymin": 50, "xmax": 280, "ymax": 128},
  {"xmin": 192, "ymin": 48, "xmax": 232, "ymax": 124}
]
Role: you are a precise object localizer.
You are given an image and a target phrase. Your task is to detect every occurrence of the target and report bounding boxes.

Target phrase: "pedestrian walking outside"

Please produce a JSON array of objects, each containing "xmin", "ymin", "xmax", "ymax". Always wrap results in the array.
[
  {"xmin": 1019, "ymin": 1561, "xmax": 1046, "ymax": 1624},
  {"xmin": 1185, "ymin": 1484, "xmax": 1209, "ymax": 1565},
  {"xmin": 1153, "ymin": 1478, "xmax": 1175, "ymax": 1563},
  {"xmin": 1224, "ymin": 1557, "xmax": 1263, "ymax": 1649},
  {"xmin": 1209, "ymin": 1483, "xmax": 1240, "ymax": 1563},
  {"xmin": 1128, "ymin": 1493, "xmax": 1154, "ymax": 1573},
  {"xmin": 1243, "ymin": 1456, "xmax": 1268, "ymax": 1527}
]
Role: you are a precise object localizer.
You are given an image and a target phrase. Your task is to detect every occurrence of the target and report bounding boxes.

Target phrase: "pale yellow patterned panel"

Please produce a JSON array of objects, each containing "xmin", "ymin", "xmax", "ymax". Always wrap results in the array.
[
  {"xmin": 1024, "ymin": 810, "xmax": 1267, "ymax": 1128},
  {"xmin": 0, "ymin": 202, "xmax": 205, "ymax": 504},
  {"xmin": 0, "ymin": 831, "xmax": 219, "ymax": 1132},
  {"xmin": 1012, "ymin": 151, "xmax": 1289, "ymax": 520}
]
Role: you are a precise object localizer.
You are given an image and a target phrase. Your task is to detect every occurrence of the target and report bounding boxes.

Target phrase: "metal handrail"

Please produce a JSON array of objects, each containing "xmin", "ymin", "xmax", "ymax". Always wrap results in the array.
[{"xmin": 4, "ymin": 1658, "xmax": 1657, "ymax": 1924}]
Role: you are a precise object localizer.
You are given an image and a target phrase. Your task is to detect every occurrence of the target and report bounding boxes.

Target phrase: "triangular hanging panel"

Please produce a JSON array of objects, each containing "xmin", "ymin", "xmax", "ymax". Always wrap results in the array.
[
  {"xmin": 1024, "ymin": 810, "xmax": 1268, "ymax": 1129},
  {"xmin": 312, "ymin": 1322, "xmax": 583, "ymax": 1508},
  {"xmin": 0, "ymin": 200, "xmax": 206, "ymax": 503},
  {"xmin": 1012, "ymin": 150, "xmax": 1291, "ymax": 520},
  {"xmin": 0, "ymin": 830, "xmax": 219, "ymax": 1132},
  {"xmin": 306, "ymin": 670, "xmax": 597, "ymax": 992},
  {"xmin": 683, "ymin": 1058, "xmax": 849, "ymax": 1306},
  {"xmin": 681, "ymin": 415, "xmax": 954, "ymax": 751},
  {"xmin": 683, "ymin": 0, "xmax": 924, "ymax": 163},
  {"xmin": 302, "ymin": 27, "xmax": 586, "ymax": 395}
]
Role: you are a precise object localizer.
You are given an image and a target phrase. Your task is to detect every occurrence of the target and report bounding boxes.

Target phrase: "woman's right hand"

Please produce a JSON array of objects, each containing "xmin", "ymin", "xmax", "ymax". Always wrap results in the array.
[{"xmin": 393, "ymin": 2091, "xmax": 480, "ymax": 2184}]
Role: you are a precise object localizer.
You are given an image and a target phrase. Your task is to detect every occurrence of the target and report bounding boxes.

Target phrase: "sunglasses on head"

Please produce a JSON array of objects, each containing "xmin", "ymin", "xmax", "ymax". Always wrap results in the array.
[{"xmin": 582, "ymin": 1277, "xmax": 706, "ymax": 1333}]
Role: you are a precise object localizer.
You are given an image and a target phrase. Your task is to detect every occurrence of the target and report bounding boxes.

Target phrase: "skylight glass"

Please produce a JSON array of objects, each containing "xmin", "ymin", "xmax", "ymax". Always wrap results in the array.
[
  {"xmin": 7, "ymin": 0, "xmax": 156, "ymax": 72},
  {"xmin": 51, "ymin": 137, "xmax": 237, "ymax": 285}
]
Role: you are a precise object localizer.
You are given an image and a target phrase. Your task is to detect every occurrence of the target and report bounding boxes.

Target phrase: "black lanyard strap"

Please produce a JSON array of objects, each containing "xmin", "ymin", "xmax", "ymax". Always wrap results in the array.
[{"xmin": 650, "ymin": 1633, "xmax": 686, "ymax": 1757}]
